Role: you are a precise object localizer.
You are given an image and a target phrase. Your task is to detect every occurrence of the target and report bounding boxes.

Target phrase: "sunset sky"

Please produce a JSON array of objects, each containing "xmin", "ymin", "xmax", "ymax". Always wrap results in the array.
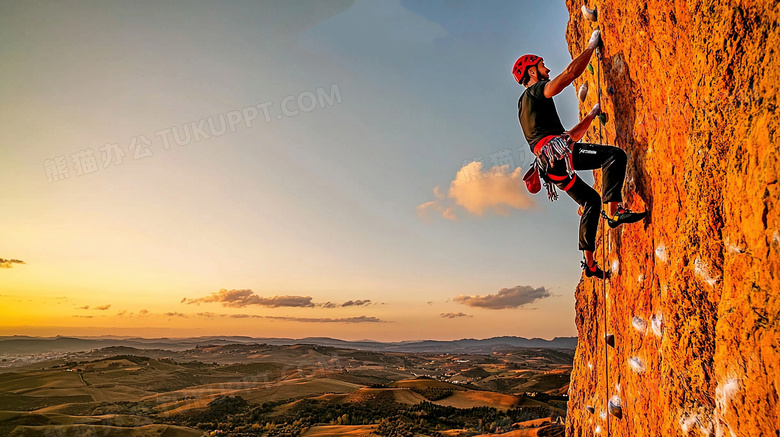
[{"xmin": 1, "ymin": 1, "xmax": 591, "ymax": 341}]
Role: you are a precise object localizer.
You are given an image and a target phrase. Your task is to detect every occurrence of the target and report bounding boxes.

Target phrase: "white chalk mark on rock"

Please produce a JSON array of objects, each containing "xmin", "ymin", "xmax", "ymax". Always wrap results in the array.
[
  {"xmin": 632, "ymin": 316, "xmax": 648, "ymax": 334},
  {"xmin": 651, "ymin": 313, "xmax": 664, "ymax": 338},
  {"xmin": 694, "ymin": 258, "xmax": 720, "ymax": 287},
  {"xmin": 655, "ymin": 244, "xmax": 667, "ymax": 263},
  {"xmin": 629, "ymin": 357, "xmax": 646, "ymax": 373}
]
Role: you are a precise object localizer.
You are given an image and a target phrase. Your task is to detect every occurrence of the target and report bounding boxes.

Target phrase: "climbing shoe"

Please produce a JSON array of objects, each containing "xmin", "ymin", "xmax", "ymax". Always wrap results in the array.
[
  {"xmin": 581, "ymin": 260, "xmax": 610, "ymax": 280},
  {"xmin": 603, "ymin": 205, "xmax": 647, "ymax": 228}
]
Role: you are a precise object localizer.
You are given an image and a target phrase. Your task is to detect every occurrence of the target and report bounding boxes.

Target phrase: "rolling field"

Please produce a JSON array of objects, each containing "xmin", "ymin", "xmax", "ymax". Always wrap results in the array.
[
  {"xmin": 0, "ymin": 344, "xmax": 572, "ymax": 436},
  {"xmin": 6, "ymin": 424, "xmax": 204, "ymax": 436}
]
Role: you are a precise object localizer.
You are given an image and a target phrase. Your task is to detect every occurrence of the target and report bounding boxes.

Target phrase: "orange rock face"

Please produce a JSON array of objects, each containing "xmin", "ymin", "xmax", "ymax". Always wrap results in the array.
[{"xmin": 563, "ymin": 2, "xmax": 779, "ymax": 436}]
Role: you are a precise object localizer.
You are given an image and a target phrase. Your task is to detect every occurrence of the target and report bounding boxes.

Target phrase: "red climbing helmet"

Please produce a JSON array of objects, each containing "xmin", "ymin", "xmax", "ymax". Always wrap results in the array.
[{"xmin": 513, "ymin": 54, "xmax": 542, "ymax": 84}]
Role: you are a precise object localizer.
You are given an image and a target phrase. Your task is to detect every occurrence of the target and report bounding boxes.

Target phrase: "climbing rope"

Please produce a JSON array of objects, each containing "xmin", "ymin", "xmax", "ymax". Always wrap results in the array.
[{"xmin": 596, "ymin": 43, "xmax": 611, "ymax": 436}]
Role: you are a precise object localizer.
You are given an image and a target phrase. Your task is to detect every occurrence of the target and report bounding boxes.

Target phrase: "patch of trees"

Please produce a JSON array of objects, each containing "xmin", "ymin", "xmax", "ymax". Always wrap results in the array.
[
  {"xmin": 460, "ymin": 367, "xmax": 490, "ymax": 378},
  {"xmin": 173, "ymin": 393, "xmax": 556, "ymax": 436},
  {"xmin": 525, "ymin": 392, "xmax": 569, "ymax": 402},
  {"xmin": 409, "ymin": 387, "xmax": 454, "ymax": 401}
]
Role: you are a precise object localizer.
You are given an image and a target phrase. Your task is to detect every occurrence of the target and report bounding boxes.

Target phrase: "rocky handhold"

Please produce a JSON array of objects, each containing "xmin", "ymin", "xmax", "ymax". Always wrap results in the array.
[
  {"xmin": 578, "ymin": 83, "xmax": 589, "ymax": 101},
  {"xmin": 581, "ymin": 5, "xmax": 597, "ymax": 22},
  {"xmin": 565, "ymin": 1, "xmax": 780, "ymax": 436},
  {"xmin": 586, "ymin": 405, "xmax": 596, "ymax": 414},
  {"xmin": 604, "ymin": 334, "xmax": 615, "ymax": 348},
  {"xmin": 608, "ymin": 397, "xmax": 623, "ymax": 419}
]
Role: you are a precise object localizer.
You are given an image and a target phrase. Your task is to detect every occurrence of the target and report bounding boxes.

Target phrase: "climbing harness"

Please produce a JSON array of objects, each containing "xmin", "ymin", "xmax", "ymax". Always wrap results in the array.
[
  {"xmin": 530, "ymin": 133, "xmax": 577, "ymax": 201},
  {"xmin": 538, "ymin": 134, "xmax": 575, "ymax": 176}
]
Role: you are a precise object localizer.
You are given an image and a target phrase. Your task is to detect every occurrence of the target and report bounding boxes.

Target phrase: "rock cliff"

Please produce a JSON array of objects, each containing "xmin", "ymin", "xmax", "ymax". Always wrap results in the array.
[{"xmin": 563, "ymin": 2, "xmax": 779, "ymax": 436}]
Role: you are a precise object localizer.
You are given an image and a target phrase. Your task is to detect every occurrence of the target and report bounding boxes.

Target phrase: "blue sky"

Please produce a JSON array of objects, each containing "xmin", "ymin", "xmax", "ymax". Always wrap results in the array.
[{"xmin": 0, "ymin": 0, "xmax": 593, "ymax": 341}]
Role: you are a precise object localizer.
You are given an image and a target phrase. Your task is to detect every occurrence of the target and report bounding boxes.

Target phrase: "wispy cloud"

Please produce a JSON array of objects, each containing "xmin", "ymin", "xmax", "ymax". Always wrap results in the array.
[
  {"xmin": 185, "ymin": 289, "xmax": 315, "ymax": 308},
  {"xmin": 72, "ymin": 315, "xmax": 93, "ymax": 318},
  {"xmin": 455, "ymin": 285, "xmax": 550, "ymax": 309},
  {"xmin": 342, "ymin": 299, "xmax": 372, "ymax": 307},
  {"xmin": 215, "ymin": 313, "xmax": 384, "ymax": 323},
  {"xmin": 418, "ymin": 162, "xmax": 535, "ymax": 221},
  {"xmin": 440, "ymin": 312, "xmax": 472, "ymax": 318},
  {"xmin": 164, "ymin": 312, "xmax": 188, "ymax": 318},
  {"xmin": 77, "ymin": 304, "xmax": 112, "ymax": 311},
  {"xmin": 266, "ymin": 315, "xmax": 384, "ymax": 323},
  {"xmin": 0, "ymin": 258, "xmax": 25, "ymax": 269},
  {"xmin": 139, "ymin": 309, "xmax": 149, "ymax": 315},
  {"xmin": 417, "ymin": 201, "xmax": 457, "ymax": 222}
]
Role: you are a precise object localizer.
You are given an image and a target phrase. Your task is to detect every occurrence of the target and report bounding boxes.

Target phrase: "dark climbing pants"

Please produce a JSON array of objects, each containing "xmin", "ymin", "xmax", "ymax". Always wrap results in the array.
[{"xmin": 559, "ymin": 143, "xmax": 627, "ymax": 252}]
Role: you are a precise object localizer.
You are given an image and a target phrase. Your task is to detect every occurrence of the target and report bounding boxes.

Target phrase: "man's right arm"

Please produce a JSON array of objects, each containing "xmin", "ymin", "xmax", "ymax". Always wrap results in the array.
[
  {"xmin": 544, "ymin": 30, "xmax": 601, "ymax": 98},
  {"xmin": 566, "ymin": 103, "xmax": 601, "ymax": 143}
]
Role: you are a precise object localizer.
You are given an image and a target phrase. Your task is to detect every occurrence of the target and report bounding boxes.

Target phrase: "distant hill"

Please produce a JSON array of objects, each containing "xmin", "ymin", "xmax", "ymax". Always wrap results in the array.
[{"xmin": 0, "ymin": 335, "xmax": 576, "ymax": 355}]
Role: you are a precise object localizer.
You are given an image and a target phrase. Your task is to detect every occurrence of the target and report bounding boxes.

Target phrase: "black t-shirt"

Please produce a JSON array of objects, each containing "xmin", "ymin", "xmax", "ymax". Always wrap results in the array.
[{"xmin": 518, "ymin": 80, "xmax": 565, "ymax": 150}]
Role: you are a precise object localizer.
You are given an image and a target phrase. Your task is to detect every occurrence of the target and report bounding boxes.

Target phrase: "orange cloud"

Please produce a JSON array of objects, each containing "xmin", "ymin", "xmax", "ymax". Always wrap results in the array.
[
  {"xmin": 341, "ymin": 299, "xmax": 371, "ymax": 307},
  {"xmin": 416, "ymin": 201, "xmax": 457, "ymax": 222},
  {"xmin": 266, "ymin": 315, "xmax": 384, "ymax": 323},
  {"xmin": 0, "ymin": 258, "xmax": 25, "ymax": 269},
  {"xmin": 417, "ymin": 161, "xmax": 535, "ymax": 221},
  {"xmin": 448, "ymin": 162, "xmax": 534, "ymax": 215},
  {"xmin": 440, "ymin": 312, "xmax": 472, "ymax": 318},
  {"xmin": 455, "ymin": 285, "xmax": 550, "ymax": 310},
  {"xmin": 185, "ymin": 289, "xmax": 315, "ymax": 308},
  {"xmin": 195, "ymin": 313, "xmax": 384, "ymax": 323}
]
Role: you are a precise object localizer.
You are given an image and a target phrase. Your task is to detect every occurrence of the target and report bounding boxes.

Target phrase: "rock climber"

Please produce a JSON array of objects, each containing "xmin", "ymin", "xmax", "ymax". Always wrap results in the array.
[{"xmin": 513, "ymin": 30, "xmax": 646, "ymax": 280}]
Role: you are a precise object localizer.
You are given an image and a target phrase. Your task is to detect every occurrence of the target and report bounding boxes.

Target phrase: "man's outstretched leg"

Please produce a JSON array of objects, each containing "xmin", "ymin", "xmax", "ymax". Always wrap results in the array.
[{"xmin": 562, "ymin": 177, "xmax": 610, "ymax": 279}]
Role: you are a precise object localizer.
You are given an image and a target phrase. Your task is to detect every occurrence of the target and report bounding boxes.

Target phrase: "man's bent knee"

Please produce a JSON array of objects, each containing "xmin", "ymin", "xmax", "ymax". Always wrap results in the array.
[{"xmin": 612, "ymin": 147, "xmax": 627, "ymax": 164}]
